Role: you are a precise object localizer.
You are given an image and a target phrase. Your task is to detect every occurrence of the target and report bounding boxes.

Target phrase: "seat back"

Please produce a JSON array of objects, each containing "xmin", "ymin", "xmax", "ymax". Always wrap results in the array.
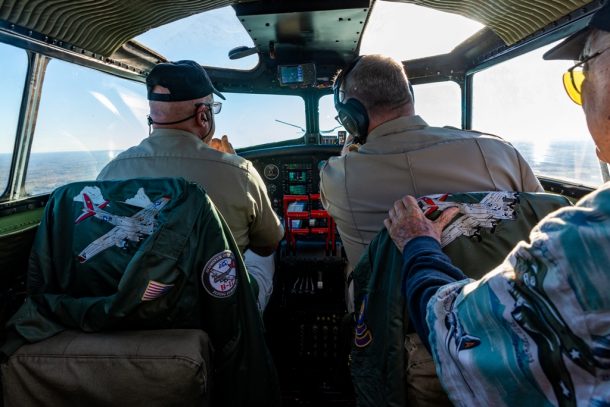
[
  {"xmin": 350, "ymin": 191, "xmax": 572, "ymax": 407},
  {"xmin": 1, "ymin": 178, "xmax": 280, "ymax": 406}
]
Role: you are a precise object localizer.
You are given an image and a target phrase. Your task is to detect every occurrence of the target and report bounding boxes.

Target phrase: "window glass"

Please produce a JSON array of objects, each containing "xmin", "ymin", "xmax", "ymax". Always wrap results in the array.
[
  {"xmin": 217, "ymin": 93, "xmax": 305, "ymax": 148},
  {"xmin": 0, "ymin": 43, "xmax": 28, "ymax": 195},
  {"xmin": 27, "ymin": 60, "xmax": 148, "ymax": 196},
  {"xmin": 473, "ymin": 41, "xmax": 602, "ymax": 186},
  {"xmin": 413, "ymin": 81, "xmax": 461, "ymax": 128},
  {"xmin": 317, "ymin": 81, "xmax": 461, "ymax": 141},
  {"xmin": 361, "ymin": 1, "xmax": 483, "ymax": 61},
  {"xmin": 319, "ymin": 95, "xmax": 344, "ymax": 137},
  {"xmin": 134, "ymin": 7, "xmax": 258, "ymax": 70}
]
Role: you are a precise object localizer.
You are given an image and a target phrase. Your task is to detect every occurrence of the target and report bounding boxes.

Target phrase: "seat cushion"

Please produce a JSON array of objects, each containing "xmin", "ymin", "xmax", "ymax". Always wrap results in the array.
[{"xmin": 1, "ymin": 329, "xmax": 212, "ymax": 407}]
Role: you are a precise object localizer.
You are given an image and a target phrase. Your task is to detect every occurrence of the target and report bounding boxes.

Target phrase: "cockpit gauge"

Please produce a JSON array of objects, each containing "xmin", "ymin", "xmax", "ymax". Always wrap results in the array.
[
  {"xmin": 267, "ymin": 184, "xmax": 277, "ymax": 194},
  {"xmin": 263, "ymin": 164, "xmax": 280, "ymax": 180}
]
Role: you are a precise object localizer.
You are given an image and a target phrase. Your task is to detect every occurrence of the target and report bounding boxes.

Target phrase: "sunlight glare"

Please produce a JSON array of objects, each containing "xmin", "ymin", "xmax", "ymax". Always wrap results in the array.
[
  {"xmin": 91, "ymin": 91, "xmax": 120, "ymax": 116},
  {"xmin": 116, "ymin": 88, "xmax": 149, "ymax": 133},
  {"xmin": 361, "ymin": 2, "xmax": 484, "ymax": 60},
  {"xmin": 530, "ymin": 140, "xmax": 550, "ymax": 165}
]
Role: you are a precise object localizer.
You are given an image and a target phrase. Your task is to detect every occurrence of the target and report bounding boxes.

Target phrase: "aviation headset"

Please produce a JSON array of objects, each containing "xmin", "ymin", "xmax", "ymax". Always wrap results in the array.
[
  {"xmin": 147, "ymin": 103, "xmax": 213, "ymax": 137},
  {"xmin": 333, "ymin": 56, "xmax": 414, "ymax": 145},
  {"xmin": 333, "ymin": 56, "xmax": 368, "ymax": 144}
]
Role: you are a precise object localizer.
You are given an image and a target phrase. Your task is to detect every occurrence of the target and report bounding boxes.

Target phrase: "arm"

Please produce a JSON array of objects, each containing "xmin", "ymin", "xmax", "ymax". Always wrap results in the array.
[
  {"xmin": 384, "ymin": 196, "xmax": 463, "ymax": 351},
  {"xmin": 248, "ymin": 244, "xmax": 276, "ymax": 257},
  {"xmin": 246, "ymin": 164, "xmax": 284, "ymax": 249},
  {"xmin": 401, "ymin": 236, "xmax": 466, "ymax": 352}
]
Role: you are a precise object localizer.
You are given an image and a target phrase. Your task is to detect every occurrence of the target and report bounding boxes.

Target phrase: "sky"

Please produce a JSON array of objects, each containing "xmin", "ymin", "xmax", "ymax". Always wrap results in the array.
[{"xmin": 0, "ymin": 1, "xmax": 597, "ymax": 183}]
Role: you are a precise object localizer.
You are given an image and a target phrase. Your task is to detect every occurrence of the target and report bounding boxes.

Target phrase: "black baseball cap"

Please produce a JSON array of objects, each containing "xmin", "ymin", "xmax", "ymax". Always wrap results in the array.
[
  {"xmin": 544, "ymin": 2, "xmax": 610, "ymax": 60},
  {"xmin": 146, "ymin": 60, "xmax": 225, "ymax": 101}
]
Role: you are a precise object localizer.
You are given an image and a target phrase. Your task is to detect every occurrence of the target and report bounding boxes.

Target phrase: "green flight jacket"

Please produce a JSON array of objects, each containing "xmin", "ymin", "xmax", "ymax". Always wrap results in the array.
[
  {"xmin": 1, "ymin": 178, "xmax": 280, "ymax": 407},
  {"xmin": 350, "ymin": 191, "xmax": 572, "ymax": 407}
]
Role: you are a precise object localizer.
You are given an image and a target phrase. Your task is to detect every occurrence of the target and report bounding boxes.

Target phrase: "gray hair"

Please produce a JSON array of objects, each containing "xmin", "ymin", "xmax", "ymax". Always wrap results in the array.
[{"xmin": 342, "ymin": 54, "xmax": 413, "ymax": 115}]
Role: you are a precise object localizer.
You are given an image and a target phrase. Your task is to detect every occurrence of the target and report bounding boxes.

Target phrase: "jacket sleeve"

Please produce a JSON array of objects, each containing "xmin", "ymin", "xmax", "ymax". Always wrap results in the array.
[
  {"xmin": 401, "ymin": 236, "xmax": 467, "ymax": 352},
  {"xmin": 246, "ymin": 163, "xmax": 284, "ymax": 247}
]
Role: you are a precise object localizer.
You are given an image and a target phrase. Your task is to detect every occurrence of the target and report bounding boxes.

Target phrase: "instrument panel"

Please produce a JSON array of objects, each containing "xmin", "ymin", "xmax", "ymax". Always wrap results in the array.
[{"xmin": 246, "ymin": 147, "xmax": 338, "ymax": 216}]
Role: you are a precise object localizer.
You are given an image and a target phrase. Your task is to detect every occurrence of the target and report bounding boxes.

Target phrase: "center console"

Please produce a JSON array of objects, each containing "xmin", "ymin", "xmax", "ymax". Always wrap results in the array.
[{"xmin": 243, "ymin": 145, "xmax": 353, "ymax": 405}]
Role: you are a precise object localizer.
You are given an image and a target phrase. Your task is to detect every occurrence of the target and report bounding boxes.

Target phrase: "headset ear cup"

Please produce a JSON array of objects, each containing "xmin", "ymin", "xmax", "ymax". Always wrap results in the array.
[
  {"xmin": 338, "ymin": 99, "xmax": 369, "ymax": 141},
  {"xmin": 408, "ymin": 81, "xmax": 414, "ymax": 103}
]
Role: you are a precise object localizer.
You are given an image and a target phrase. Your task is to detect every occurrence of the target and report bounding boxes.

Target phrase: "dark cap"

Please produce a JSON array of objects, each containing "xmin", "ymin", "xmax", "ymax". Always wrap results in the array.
[
  {"xmin": 544, "ymin": 2, "xmax": 610, "ymax": 60},
  {"xmin": 146, "ymin": 60, "xmax": 225, "ymax": 101}
]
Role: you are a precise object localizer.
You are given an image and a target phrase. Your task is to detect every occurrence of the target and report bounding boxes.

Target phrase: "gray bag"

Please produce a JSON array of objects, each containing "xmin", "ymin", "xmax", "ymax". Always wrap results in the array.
[{"xmin": 2, "ymin": 329, "xmax": 212, "ymax": 407}]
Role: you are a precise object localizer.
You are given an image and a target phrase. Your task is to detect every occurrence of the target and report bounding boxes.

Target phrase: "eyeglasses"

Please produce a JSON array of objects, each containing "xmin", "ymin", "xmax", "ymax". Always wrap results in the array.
[
  {"xmin": 563, "ymin": 47, "xmax": 610, "ymax": 105},
  {"xmin": 196, "ymin": 101, "xmax": 222, "ymax": 114}
]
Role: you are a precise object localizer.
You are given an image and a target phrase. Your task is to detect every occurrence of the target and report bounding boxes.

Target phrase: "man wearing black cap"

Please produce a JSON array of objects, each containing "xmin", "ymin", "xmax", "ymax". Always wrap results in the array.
[
  {"xmin": 98, "ymin": 60, "xmax": 283, "ymax": 311},
  {"xmin": 382, "ymin": 3, "xmax": 610, "ymax": 405}
]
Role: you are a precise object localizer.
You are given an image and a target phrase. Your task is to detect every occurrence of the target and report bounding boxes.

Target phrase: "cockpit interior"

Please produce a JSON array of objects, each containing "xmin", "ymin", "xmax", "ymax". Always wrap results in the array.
[{"xmin": 1, "ymin": 0, "xmax": 608, "ymax": 405}]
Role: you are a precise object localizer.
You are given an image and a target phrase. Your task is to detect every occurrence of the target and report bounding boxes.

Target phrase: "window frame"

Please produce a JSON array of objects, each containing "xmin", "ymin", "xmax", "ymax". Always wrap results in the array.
[{"xmin": 0, "ymin": 42, "xmax": 30, "ymax": 200}]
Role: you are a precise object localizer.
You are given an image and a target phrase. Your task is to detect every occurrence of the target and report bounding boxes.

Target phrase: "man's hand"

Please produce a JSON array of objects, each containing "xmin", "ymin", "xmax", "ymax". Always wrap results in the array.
[
  {"xmin": 209, "ymin": 135, "xmax": 235, "ymax": 154},
  {"xmin": 383, "ymin": 195, "xmax": 459, "ymax": 253}
]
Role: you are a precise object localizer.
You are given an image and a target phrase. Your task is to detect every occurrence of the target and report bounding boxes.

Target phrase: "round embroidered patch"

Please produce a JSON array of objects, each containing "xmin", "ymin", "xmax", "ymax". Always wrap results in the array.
[{"xmin": 201, "ymin": 250, "xmax": 238, "ymax": 298}]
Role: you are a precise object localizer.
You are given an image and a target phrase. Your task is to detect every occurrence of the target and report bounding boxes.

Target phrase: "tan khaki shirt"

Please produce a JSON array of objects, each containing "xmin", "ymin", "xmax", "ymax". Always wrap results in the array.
[
  {"xmin": 97, "ymin": 128, "xmax": 283, "ymax": 253},
  {"xmin": 320, "ymin": 115, "xmax": 543, "ymax": 268}
]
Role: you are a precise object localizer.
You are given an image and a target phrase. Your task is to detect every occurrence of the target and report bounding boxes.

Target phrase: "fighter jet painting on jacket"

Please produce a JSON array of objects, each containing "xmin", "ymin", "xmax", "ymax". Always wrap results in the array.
[
  {"xmin": 418, "ymin": 192, "xmax": 518, "ymax": 247},
  {"xmin": 73, "ymin": 186, "xmax": 170, "ymax": 263}
]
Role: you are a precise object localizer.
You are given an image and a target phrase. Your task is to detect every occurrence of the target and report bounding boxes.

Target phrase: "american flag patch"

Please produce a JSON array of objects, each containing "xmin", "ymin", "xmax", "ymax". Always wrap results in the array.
[{"xmin": 141, "ymin": 280, "xmax": 174, "ymax": 301}]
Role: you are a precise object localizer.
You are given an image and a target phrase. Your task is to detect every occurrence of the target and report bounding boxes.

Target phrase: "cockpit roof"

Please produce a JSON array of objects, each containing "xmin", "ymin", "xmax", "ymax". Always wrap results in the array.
[
  {"xmin": 0, "ymin": 0, "xmax": 595, "ymax": 58},
  {"xmin": 0, "ymin": 0, "xmax": 593, "ymax": 54},
  {"xmin": 0, "ymin": 0, "xmax": 600, "ymax": 92}
]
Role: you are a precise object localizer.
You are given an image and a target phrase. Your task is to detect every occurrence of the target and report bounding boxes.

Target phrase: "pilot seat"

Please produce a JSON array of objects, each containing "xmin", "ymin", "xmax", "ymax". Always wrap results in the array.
[{"xmin": 0, "ymin": 177, "xmax": 279, "ymax": 407}]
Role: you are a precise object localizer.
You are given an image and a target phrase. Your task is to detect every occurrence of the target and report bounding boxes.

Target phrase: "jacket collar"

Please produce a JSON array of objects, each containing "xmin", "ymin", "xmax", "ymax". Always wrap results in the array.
[
  {"xmin": 366, "ymin": 115, "xmax": 428, "ymax": 143},
  {"xmin": 149, "ymin": 128, "xmax": 208, "ymax": 145}
]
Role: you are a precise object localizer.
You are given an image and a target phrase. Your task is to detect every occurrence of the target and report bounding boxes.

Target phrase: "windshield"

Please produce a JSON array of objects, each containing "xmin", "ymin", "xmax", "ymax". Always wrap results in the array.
[
  {"xmin": 318, "ymin": 81, "xmax": 462, "ymax": 140},
  {"xmin": 361, "ymin": 1, "xmax": 484, "ymax": 60},
  {"xmin": 134, "ymin": 7, "xmax": 258, "ymax": 70},
  {"xmin": 473, "ymin": 40, "xmax": 603, "ymax": 187},
  {"xmin": 216, "ymin": 93, "xmax": 305, "ymax": 148},
  {"xmin": 0, "ymin": 43, "xmax": 28, "ymax": 195},
  {"xmin": 135, "ymin": 2, "xmax": 483, "ymax": 69}
]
